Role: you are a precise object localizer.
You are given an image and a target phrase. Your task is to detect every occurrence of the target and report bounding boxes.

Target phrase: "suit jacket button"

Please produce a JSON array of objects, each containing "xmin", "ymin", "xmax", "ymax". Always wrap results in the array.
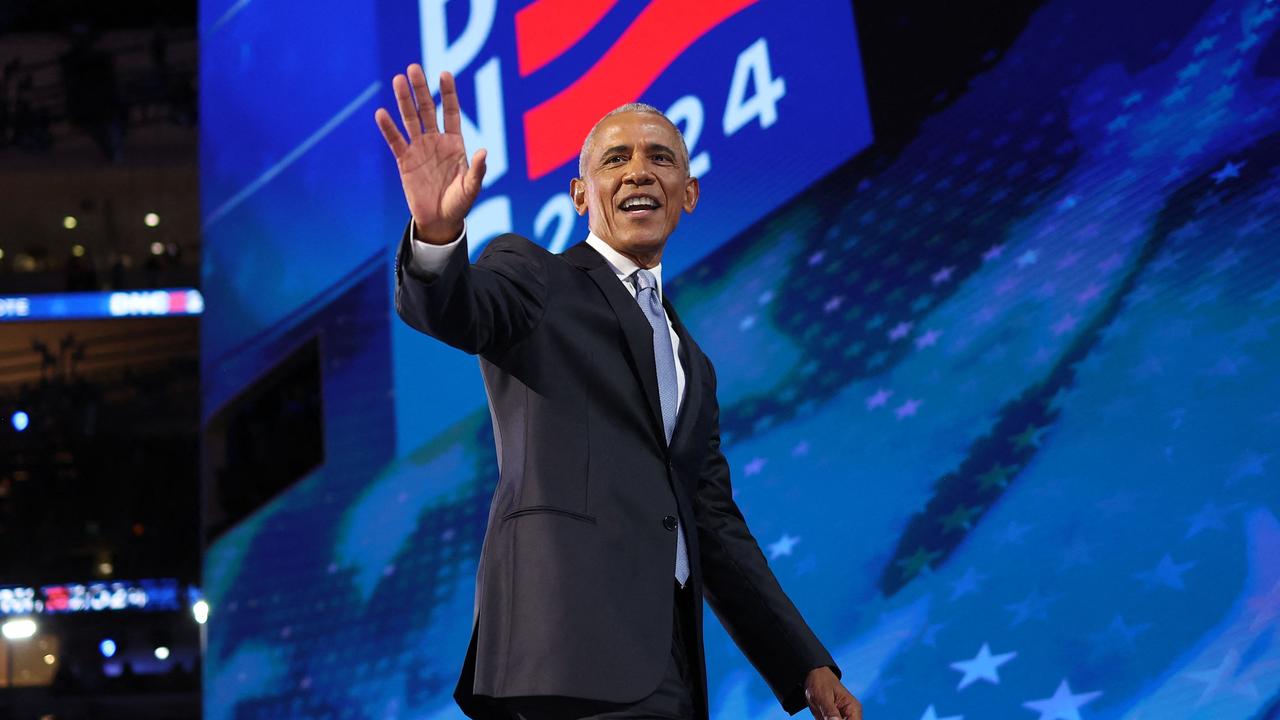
[{"xmin": 662, "ymin": 515, "xmax": 678, "ymax": 531}]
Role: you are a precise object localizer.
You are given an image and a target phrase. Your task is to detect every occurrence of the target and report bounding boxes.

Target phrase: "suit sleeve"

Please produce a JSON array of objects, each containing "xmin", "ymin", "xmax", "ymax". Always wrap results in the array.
[
  {"xmin": 394, "ymin": 220, "xmax": 550, "ymax": 357},
  {"xmin": 693, "ymin": 355, "xmax": 840, "ymax": 715}
]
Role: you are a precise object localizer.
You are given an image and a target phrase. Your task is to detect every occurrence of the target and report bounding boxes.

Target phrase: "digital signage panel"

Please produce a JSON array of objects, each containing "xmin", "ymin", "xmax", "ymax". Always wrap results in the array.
[{"xmin": 200, "ymin": 0, "xmax": 872, "ymax": 401}]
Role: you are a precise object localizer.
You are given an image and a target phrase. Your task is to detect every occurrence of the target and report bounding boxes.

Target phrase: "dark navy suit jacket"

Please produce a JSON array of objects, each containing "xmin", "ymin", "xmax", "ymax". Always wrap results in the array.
[{"xmin": 393, "ymin": 226, "xmax": 838, "ymax": 720}]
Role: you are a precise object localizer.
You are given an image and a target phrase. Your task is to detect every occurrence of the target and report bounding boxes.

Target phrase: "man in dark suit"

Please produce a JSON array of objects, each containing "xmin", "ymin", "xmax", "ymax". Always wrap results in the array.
[{"xmin": 375, "ymin": 65, "xmax": 862, "ymax": 720}]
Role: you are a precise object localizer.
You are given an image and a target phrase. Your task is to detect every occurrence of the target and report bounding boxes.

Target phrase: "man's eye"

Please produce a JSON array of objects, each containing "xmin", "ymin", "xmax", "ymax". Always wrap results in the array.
[{"xmin": 605, "ymin": 155, "xmax": 625, "ymax": 164}]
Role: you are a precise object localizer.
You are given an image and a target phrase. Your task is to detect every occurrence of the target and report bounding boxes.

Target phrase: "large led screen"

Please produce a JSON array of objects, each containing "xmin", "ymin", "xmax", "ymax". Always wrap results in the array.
[
  {"xmin": 199, "ymin": 0, "xmax": 871, "ymax": 414},
  {"xmin": 201, "ymin": 1, "xmax": 1280, "ymax": 719}
]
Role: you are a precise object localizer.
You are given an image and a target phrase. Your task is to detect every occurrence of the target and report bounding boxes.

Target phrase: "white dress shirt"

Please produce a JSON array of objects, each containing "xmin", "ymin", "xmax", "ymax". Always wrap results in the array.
[{"xmin": 408, "ymin": 226, "xmax": 686, "ymax": 413}]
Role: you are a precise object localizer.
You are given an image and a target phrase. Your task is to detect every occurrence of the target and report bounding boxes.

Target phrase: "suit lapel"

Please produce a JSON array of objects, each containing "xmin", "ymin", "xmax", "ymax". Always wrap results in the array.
[
  {"xmin": 564, "ymin": 240, "xmax": 705, "ymax": 454},
  {"xmin": 664, "ymin": 297, "xmax": 703, "ymax": 453},
  {"xmin": 565, "ymin": 242, "xmax": 667, "ymax": 448}
]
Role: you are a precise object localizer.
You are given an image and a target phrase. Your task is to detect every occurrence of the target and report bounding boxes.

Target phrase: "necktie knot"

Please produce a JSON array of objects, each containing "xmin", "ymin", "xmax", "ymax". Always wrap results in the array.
[{"xmin": 633, "ymin": 268, "xmax": 657, "ymax": 295}]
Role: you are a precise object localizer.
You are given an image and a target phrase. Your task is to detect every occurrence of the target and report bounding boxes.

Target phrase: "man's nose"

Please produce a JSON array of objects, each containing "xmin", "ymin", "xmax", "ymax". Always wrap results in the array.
[{"xmin": 623, "ymin": 159, "xmax": 656, "ymax": 184}]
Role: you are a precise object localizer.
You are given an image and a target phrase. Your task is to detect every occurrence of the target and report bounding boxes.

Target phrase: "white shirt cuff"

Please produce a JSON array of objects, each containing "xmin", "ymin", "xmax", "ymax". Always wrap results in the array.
[{"xmin": 408, "ymin": 220, "xmax": 467, "ymax": 275}]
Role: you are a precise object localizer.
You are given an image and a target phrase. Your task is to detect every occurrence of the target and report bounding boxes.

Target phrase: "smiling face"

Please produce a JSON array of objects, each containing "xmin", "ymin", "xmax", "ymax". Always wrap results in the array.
[{"xmin": 570, "ymin": 111, "xmax": 699, "ymax": 268}]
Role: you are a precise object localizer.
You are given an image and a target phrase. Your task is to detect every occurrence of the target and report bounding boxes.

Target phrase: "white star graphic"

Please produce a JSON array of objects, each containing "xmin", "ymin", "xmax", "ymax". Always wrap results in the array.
[
  {"xmin": 1087, "ymin": 615, "xmax": 1150, "ymax": 659},
  {"xmin": 1021, "ymin": 679, "xmax": 1102, "ymax": 720},
  {"xmin": 1004, "ymin": 588, "xmax": 1055, "ymax": 626},
  {"xmin": 1186, "ymin": 501, "xmax": 1239, "ymax": 539},
  {"xmin": 1211, "ymin": 159, "xmax": 1245, "ymax": 184},
  {"xmin": 950, "ymin": 642, "xmax": 1017, "ymax": 690},
  {"xmin": 866, "ymin": 388, "xmax": 893, "ymax": 410},
  {"xmin": 895, "ymin": 399, "xmax": 923, "ymax": 419},
  {"xmin": 948, "ymin": 566, "xmax": 987, "ymax": 601},
  {"xmin": 999, "ymin": 520, "xmax": 1033, "ymax": 544},
  {"xmin": 916, "ymin": 329, "xmax": 942, "ymax": 348},
  {"xmin": 1184, "ymin": 649, "xmax": 1241, "ymax": 704},
  {"xmin": 1134, "ymin": 553, "xmax": 1196, "ymax": 590},
  {"xmin": 768, "ymin": 534, "xmax": 800, "ymax": 559},
  {"xmin": 920, "ymin": 705, "xmax": 963, "ymax": 720}
]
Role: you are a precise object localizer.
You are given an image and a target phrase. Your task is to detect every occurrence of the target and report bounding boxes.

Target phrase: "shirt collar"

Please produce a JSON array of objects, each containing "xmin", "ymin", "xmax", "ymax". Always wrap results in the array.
[{"xmin": 585, "ymin": 232, "xmax": 664, "ymax": 302}]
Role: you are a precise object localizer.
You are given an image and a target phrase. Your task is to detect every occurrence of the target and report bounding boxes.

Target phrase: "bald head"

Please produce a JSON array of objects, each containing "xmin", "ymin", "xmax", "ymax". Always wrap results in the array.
[{"xmin": 578, "ymin": 103, "xmax": 690, "ymax": 177}]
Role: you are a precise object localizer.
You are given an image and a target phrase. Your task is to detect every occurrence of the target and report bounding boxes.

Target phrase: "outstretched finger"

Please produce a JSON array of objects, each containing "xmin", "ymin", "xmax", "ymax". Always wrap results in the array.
[
  {"xmin": 374, "ymin": 108, "xmax": 408, "ymax": 156},
  {"xmin": 440, "ymin": 71, "xmax": 462, "ymax": 136},
  {"xmin": 393, "ymin": 74, "xmax": 423, "ymax": 139},
  {"xmin": 407, "ymin": 64, "xmax": 438, "ymax": 135}
]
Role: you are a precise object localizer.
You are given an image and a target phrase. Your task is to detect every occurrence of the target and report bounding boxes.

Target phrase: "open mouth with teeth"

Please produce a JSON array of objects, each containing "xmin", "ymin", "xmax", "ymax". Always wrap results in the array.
[{"xmin": 618, "ymin": 195, "xmax": 662, "ymax": 216}]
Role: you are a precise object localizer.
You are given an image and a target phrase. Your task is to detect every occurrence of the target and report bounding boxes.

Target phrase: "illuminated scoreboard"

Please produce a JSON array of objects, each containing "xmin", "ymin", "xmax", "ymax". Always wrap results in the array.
[
  {"xmin": 0, "ymin": 578, "xmax": 191, "ymax": 615},
  {"xmin": 0, "ymin": 289, "xmax": 204, "ymax": 322}
]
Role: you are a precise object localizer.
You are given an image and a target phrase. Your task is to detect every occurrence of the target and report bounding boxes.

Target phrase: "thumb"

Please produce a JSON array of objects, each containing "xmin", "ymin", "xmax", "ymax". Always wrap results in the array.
[{"xmin": 463, "ymin": 148, "xmax": 488, "ymax": 199}]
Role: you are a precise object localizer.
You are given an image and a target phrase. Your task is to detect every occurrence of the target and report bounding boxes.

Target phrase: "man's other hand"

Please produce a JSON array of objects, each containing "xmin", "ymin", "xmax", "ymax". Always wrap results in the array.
[
  {"xmin": 804, "ymin": 666, "xmax": 862, "ymax": 720},
  {"xmin": 374, "ymin": 65, "xmax": 487, "ymax": 245}
]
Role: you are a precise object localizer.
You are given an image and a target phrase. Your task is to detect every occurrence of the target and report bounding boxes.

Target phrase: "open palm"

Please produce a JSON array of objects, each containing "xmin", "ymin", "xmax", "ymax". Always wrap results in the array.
[{"xmin": 375, "ymin": 65, "xmax": 487, "ymax": 244}]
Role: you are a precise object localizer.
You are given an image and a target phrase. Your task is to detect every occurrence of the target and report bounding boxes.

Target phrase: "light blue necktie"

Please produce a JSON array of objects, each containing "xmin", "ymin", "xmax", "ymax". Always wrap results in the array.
[{"xmin": 634, "ymin": 268, "xmax": 690, "ymax": 587}]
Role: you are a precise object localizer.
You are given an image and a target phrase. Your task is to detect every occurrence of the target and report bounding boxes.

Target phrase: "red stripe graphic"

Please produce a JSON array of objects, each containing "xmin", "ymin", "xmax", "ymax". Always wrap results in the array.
[
  {"xmin": 521, "ymin": 0, "xmax": 756, "ymax": 180},
  {"xmin": 515, "ymin": 0, "xmax": 617, "ymax": 77}
]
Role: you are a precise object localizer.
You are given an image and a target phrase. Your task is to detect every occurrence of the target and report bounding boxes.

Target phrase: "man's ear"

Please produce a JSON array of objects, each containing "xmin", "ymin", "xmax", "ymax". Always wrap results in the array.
[
  {"xmin": 682, "ymin": 176, "xmax": 700, "ymax": 213},
  {"xmin": 570, "ymin": 177, "xmax": 588, "ymax": 216}
]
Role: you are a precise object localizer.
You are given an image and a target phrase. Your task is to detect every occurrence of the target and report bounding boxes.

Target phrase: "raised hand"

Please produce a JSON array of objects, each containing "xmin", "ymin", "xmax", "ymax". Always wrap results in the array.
[{"xmin": 375, "ymin": 65, "xmax": 487, "ymax": 245}]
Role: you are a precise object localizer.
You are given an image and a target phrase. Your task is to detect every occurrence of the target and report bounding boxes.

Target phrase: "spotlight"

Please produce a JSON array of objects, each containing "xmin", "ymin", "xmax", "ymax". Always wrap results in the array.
[
  {"xmin": 144, "ymin": 212, "xmax": 160, "ymax": 227},
  {"xmin": 72, "ymin": 244, "xmax": 86, "ymax": 257},
  {"xmin": 12, "ymin": 411, "xmax": 29, "ymax": 432},
  {"xmin": 192, "ymin": 599, "xmax": 209, "ymax": 625},
  {"xmin": 153, "ymin": 646, "xmax": 170, "ymax": 660},
  {"xmin": 1, "ymin": 618, "xmax": 37, "ymax": 640},
  {"xmin": 43, "ymin": 654, "xmax": 56, "ymax": 665},
  {"xmin": 63, "ymin": 215, "xmax": 77, "ymax": 230},
  {"xmin": 100, "ymin": 639, "xmax": 117, "ymax": 658},
  {"xmin": 150, "ymin": 242, "xmax": 164, "ymax": 256}
]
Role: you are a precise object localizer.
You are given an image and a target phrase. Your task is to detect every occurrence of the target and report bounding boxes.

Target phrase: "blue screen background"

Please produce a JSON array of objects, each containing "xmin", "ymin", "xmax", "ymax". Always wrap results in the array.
[
  {"xmin": 200, "ymin": 0, "xmax": 1280, "ymax": 718},
  {"xmin": 199, "ymin": 0, "xmax": 871, "ymax": 440}
]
